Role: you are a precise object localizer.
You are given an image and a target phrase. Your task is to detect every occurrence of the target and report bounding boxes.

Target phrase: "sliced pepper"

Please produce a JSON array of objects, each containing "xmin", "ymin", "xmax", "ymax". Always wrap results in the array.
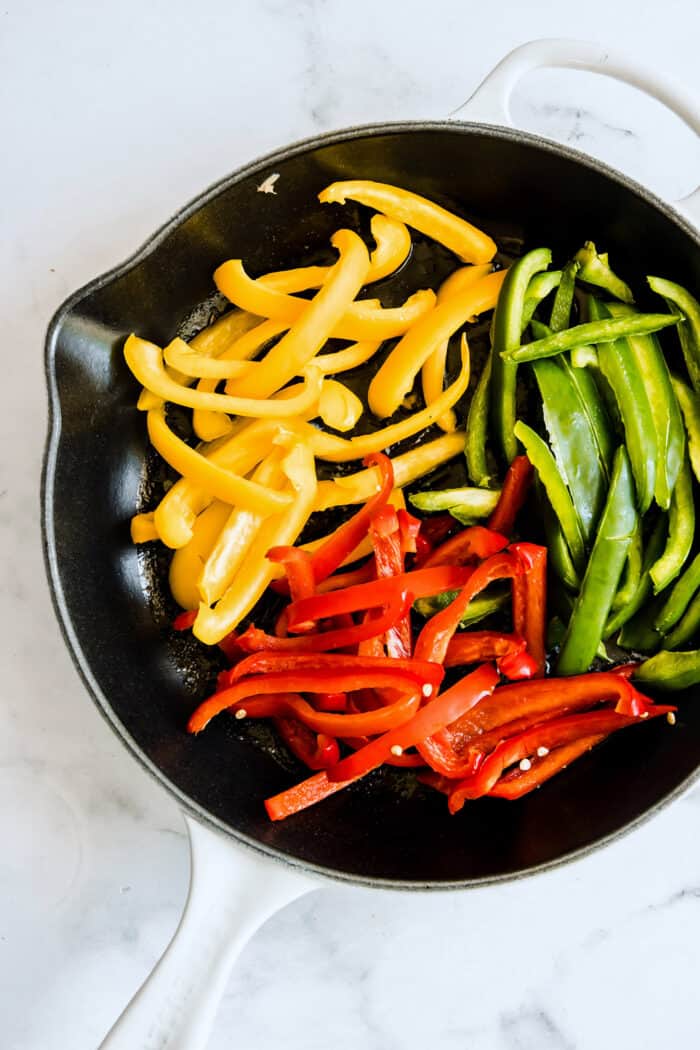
[
  {"xmin": 487, "ymin": 455, "xmax": 533, "ymax": 536},
  {"xmin": 671, "ymin": 375, "xmax": 700, "ymax": 483},
  {"xmin": 647, "ymin": 275, "xmax": 700, "ymax": 394},
  {"xmin": 421, "ymin": 524, "xmax": 508, "ymax": 569},
  {"xmin": 604, "ymin": 516, "xmax": 667, "ymax": 637},
  {"xmin": 636, "ymin": 648, "xmax": 700, "ymax": 690},
  {"xmin": 369, "ymin": 508, "xmax": 412, "ymax": 658},
  {"xmin": 318, "ymin": 180, "xmax": 498, "ymax": 263},
  {"xmin": 503, "ymin": 312, "xmax": 679, "ymax": 364},
  {"xmin": 487, "ymin": 735, "xmax": 606, "ymax": 799},
  {"xmin": 520, "ymin": 270, "xmax": 562, "ymax": 331},
  {"xmin": 443, "ymin": 631, "xmax": 526, "ymax": 667},
  {"xmin": 274, "ymin": 719, "xmax": 341, "ymax": 771},
  {"xmin": 169, "ymin": 500, "xmax": 232, "ymax": 610},
  {"xmin": 409, "ymin": 487, "xmax": 500, "ymax": 519},
  {"xmin": 654, "ymin": 551, "xmax": 700, "ymax": 634},
  {"xmin": 549, "ymin": 259, "xmax": 580, "ymax": 332},
  {"xmin": 465, "ymin": 350, "xmax": 493, "ymax": 487},
  {"xmin": 413, "ymin": 588, "xmax": 509, "ymax": 626},
  {"xmin": 649, "ymin": 454, "xmax": 694, "ymax": 593},
  {"xmin": 130, "ymin": 511, "xmax": 159, "ymax": 544},
  {"xmin": 573, "ymin": 242, "xmax": 634, "ymax": 303},
  {"xmin": 510, "ymin": 542, "xmax": 547, "ymax": 676},
  {"xmin": 665, "ymin": 589, "xmax": 700, "ymax": 650}
]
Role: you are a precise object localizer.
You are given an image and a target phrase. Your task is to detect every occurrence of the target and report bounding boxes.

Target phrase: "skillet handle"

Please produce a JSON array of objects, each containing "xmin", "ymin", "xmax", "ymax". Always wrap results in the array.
[
  {"xmin": 453, "ymin": 38, "xmax": 700, "ymax": 226},
  {"xmin": 98, "ymin": 815, "xmax": 315, "ymax": 1050}
]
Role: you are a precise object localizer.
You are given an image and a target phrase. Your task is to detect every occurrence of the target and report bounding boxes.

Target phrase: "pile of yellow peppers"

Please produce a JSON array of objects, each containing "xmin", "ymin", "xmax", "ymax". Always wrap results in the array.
[{"xmin": 127, "ymin": 180, "xmax": 503, "ymax": 645}]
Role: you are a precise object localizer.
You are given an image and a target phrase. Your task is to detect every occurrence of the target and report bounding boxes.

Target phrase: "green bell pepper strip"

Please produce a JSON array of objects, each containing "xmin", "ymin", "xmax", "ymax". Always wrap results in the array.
[
  {"xmin": 465, "ymin": 351, "xmax": 493, "ymax": 487},
  {"xmin": 664, "ymin": 588, "xmax": 700, "ymax": 650},
  {"xmin": 503, "ymin": 312, "xmax": 680, "ymax": 364},
  {"xmin": 649, "ymin": 454, "xmax": 694, "ymax": 593},
  {"xmin": 549, "ymin": 260, "xmax": 580, "ymax": 332},
  {"xmin": 491, "ymin": 247, "xmax": 553, "ymax": 463},
  {"xmin": 557, "ymin": 446, "xmax": 637, "ymax": 675},
  {"xmin": 618, "ymin": 605, "xmax": 662, "ymax": 654},
  {"xmin": 521, "ymin": 270, "xmax": 562, "ymax": 330},
  {"xmin": 571, "ymin": 345, "xmax": 598, "ymax": 369},
  {"xmin": 409, "ymin": 487, "xmax": 499, "ymax": 516},
  {"xmin": 671, "ymin": 375, "xmax": 700, "ymax": 483},
  {"xmin": 654, "ymin": 550, "xmax": 700, "ymax": 634},
  {"xmin": 541, "ymin": 492, "xmax": 581, "ymax": 591},
  {"xmin": 414, "ymin": 588, "xmax": 508, "ymax": 625},
  {"xmin": 531, "ymin": 356, "xmax": 608, "ymax": 542},
  {"xmin": 604, "ymin": 516, "xmax": 667, "ymax": 638},
  {"xmin": 573, "ymin": 241, "xmax": 634, "ymax": 303},
  {"xmin": 589, "ymin": 297, "xmax": 657, "ymax": 514},
  {"xmin": 607, "ymin": 302, "xmax": 685, "ymax": 509},
  {"xmin": 648, "ymin": 276, "xmax": 700, "ymax": 394},
  {"xmin": 513, "ymin": 420, "xmax": 586, "ymax": 570},
  {"xmin": 635, "ymin": 648, "xmax": 700, "ymax": 690},
  {"xmin": 611, "ymin": 522, "xmax": 643, "ymax": 612}
]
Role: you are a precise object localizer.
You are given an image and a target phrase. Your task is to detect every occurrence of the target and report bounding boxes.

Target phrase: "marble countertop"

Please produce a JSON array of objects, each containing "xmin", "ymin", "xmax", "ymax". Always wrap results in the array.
[{"xmin": 3, "ymin": 2, "xmax": 700, "ymax": 1047}]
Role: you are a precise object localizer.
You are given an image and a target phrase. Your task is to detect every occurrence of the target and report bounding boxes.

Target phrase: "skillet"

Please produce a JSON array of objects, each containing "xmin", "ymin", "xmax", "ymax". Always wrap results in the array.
[{"xmin": 42, "ymin": 38, "xmax": 700, "ymax": 1050}]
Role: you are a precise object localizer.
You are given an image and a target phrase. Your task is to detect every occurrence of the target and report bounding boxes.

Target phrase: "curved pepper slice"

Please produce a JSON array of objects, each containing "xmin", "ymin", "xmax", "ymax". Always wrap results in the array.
[
  {"xmin": 510, "ymin": 542, "xmax": 547, "ymax": 677},
  {"xmin": 663, "ymin": 590, "xmax": 700, "ymax": 651},
  {"xmin": 487, "ymin": 735, "xmax": 606, "ymax": 798},
  {"xmin": 274, "ymin": 718, "xmax": 340, "ymax": 771},
  {"xmin": 465, "ymin": 350, "xmax": 493, "ymax": 487},
  {"xmin": 647, "ymin": 275, "xmax": 700, "ymax": 394},
  {"xmin": 130, "ymin": 511, "xmax": 159, "ymax": 543},
  {"xmin": 421, "ymin": 525, "xmax": 508, "ymax": 569},
  {"xmin": 169, "ymin": 501, "xmax": 232, "ymax": 610},
  {"xmin": 636, "ymin": 648, "xmax": 700, "ymax": 690},
  {"xmin": 368, "ymin": 269, "xmax": 505, "ymax": 418},
  {"xmin": 671, "ymin": 375, "xmax": 700, "ymax": 483},
  {"xmin": 313, "ymin": 340, "xmax": 381, "ymax": 375},
  {"xmin": 318, "ymin": 180, "xmax": 497, "ymax": 263},
  {"xmin": 487, "ymin": 455, "xmax": 533, "ymax": 536},
  {"xmin": 227, "ymin": 652, "xmax": 442, "ymax": 685},
  {"xmin": 443, "ymin": 631, "xmax": 526, "ymax": 668},
  {"xmin": 605, "ymin": 517, "xmax": 667, "ymax": 638},
  {"xmin": 650, "ymin": 454, "xmax": 694, "ymax": 593},
  {"xmin": 574, "ymin": 241, "xmax": 634, "ymax": 303}
]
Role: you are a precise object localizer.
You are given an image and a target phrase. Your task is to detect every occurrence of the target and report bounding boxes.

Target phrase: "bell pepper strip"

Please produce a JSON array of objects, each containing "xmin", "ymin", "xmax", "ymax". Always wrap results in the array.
[
  {"xmin": 368, "ymin": 508, "xmax": 412, "ymax": 658},
  {"xmin": 197, "ymin": 452, "xmax": 286, "ymax": 605},
  {"xmin": 513, "ymin": 421, "xmax": 586, "ymax": 570},
  {"xmin": 443, "ymin": 631, "xmax": 526, "ymax": 667},
  {"xmin": 317, "ymin": 380, "xmax": 364, "ymax": 432},
  {"xmin": 146, "ymin": 407, "xmax": 292, "ymax": 517},
  {"xmin": 368, "ymin": 269, "xmax": 505, "ymax": 418},
  {"xmin": 236, "ymin": 592, "xmax": 411, "ymax": 653},
  {"xmin": 318, "ymin": 180, "xmax": 497, "ymax": 264},
  {"xmin": 618, "ymin": 602, "xmax": 663, "ymax": 654},
  {"xmin": 274, "ymin": 718, "xmax": 341, "ymax": 770},
  {"xmin": 503, "ymin": 312, "xmax": 679, "ymax": 364},
  {"xmin": 510, "ymin": 542, "xmax": 547, "ymax": 677},
  {"xmin": 549, "ymin": 259, "xmax": 580, "ymax": 331},
  {"xmin": 413, "ymin": 532, "xmax": 433, "ymax": 565},
  {"xmin": 326, "ymin": 664, "xmax": 500, "ymax": 784},
  {"xmin": 491, "ymin": 247, "xmax": 553, "ymax": 464},
  {"xmin": 655, "ymin": 551, "xmax": 700, "ymax": 634},
  {"xmin": 541, "ymin": 493, "xmax": 580, "ymax": 592},
  {"xmin": 605, "ymin": 518, "xmax": 667, "ymax": 638},
  {"xmin": 520, "ymin": 270, "xmax": 562, "ymax": 331},
  {"xmin": 316, "ymin": 432, "xmax": 464, "ymax": 509},
  {"xmin": 397, "ymin": 509, "xmax": 421, "ymax": 555},
  {"xmin": 172, "ymin": 609, "xmax": 197, "ymax": 631},
  {"xmin": 219, "ymin": 229, "xmax": 371, "ymax": 400},
  {"xmin": 130, "ymin": 511, "xmax": 159, "ymax": 543},
  {"xmin": 671, "ymin": 375, "xmax": 700, "ymax": 483},
  {"xmin": 265, "ymin": 769, "xmax": 359, "ymax": 820},
  {"xmin": 557, "ymin": 448, "xmax": 637, "ymax": 675},
  {"xmin": 647, "ymin": 276, "xmax": 700, "ymax": 394},
  {"xmin": 421, "ymin": 525, "xmax": 509, "ymax": 569},
  {"xmin": 607, "ymin": 302, "xmax": 685, "ymax": 508},
  {"xmin": 414, "ymin": 552, "xmax": 522, "ymax": 665},
  {"xmin": 228, "ymin": 651, "xmax": 444, "ymax": 686},
  {"xmin": 286, "ymin": 565, "xmax": 474, "ymax": 629},
  {"xmin": 532, "ymin": 355, "xmax": 608, "ymax": 541},
  {"xmin": 163, "ymin": 337, "xmax": 256, "ymax": 380},
  {"xmin": 315, "ymin": 338, "xmax": 473, "ymax": 463},
  {"xmin": 315, "ymin": 692, "xmax": 348, "ymax": 712},
  {"xmin": 664, "ymin": 588, "xmax": 700, "ymax": 650},
  {"xmin": 126, "ymin": 335, "xmax": 323, "ymax": 418},
  {"xmin": 217, "ymin": 257, "xmax": 435, "ymax": 345},
  {"xmin": 611, "ymin": 522, "xmax": 643, "ymax": 613},
  {"xmin": 465, "ymin": 350, "xmax": 493, "ymax": 487},
  {"xmin": 650, "ymin": 454, "xmax": 694, "ymax": 593},
  {"xmin": 636, "ymin": 647, "xmax": 700, "ymax": 690},
  {"xmin": 573, "ymin": 241, "xmax": 634, "ymax": 303},
  {"xmin": 189, "ymin": 308, "xmax": 262, "ymax": 356},
  {"xmin": 313, "ymin": 562, "xmax": 375, "ymax": 593},
  {"xmin": 312, "ymin": 340, "xmax": 382, "ymax": 376},
  {"xmin": 193, "ymin": 443, "xmax": 318, "ymax": 645},
  {"xmin": 168, "ymin": 500, "xmax": 232, "ymax": 610},
  {"xmin": 487, "ymin": 735, "xmax": 606, "ymax": 799},
  {"xmin": 487, "ymin": 455, "xmax": 533, "ymax": 536},
  {"xmin": 497, "ymin": 649, "xmax": 539, "ymax": 681},
  {"xmin": 447, "ymin": 705, "xmax": 673, "ymax": 809},
  {"xmin": 267, "ymin": 545, "xmax": 316, "ymax": 603},
  {"xmin": 418, "ymin": 513, "xmax": 458, "ymax": 546},
  {"xmin": 409, "ymin": 487, "xmax": 500, "ymax": 520},
  {"xmin": 414, "ymin": 588, "xmax": 509, "ymax": 626}
]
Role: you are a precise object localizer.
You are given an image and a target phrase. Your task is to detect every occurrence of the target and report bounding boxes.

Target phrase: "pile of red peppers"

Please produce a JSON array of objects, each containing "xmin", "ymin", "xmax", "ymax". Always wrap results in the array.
[{"xmin": 179, "ymin": 453, "xmax": 675, "ymax": 821}]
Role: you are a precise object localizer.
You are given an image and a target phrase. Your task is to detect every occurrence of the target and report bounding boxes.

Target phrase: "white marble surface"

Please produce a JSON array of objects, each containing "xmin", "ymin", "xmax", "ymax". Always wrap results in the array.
[{"xmin": 2, "ymin": 2, "xmax": 700, "ymax": 1047}]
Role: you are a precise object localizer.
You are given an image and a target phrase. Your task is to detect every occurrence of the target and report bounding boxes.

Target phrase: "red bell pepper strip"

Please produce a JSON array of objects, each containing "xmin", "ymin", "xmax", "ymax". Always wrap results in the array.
[
  {"xmin": 307, "ymin": 452, "xmax": 394, "ymax": 583},
  {"xmin": 172, "ymin": 609, "xmax": 197, "ymax": 631},
  {"xmin": 370, "ymin": 508, "xmax": 412, "ymax": 658},
  {"xmin": 316, "ymin": 562, "xmax": 375, "ymax": 593},
  {"xmin": 497, "ymin": 649, "xmax": 539, "ymax": 681},
  {"xmin": 341, "ymin": 734, "xmax": 425, "ymax": 767},
  {"xmin": 227, "ymin": 651, "xmax": 444, "ymax": 687},
  {"xmin": 487, "ymin": 455, "xmax": 533, "ymax": 535},
  {"xmin": 274, "ymin": 718, "xmax": 341, "ymax": 770},
  {"xmin": 265, "ymin": 769, "xmax": 357, "ymax": 821},
  {"xmin": 286, "ymin": 565, "xmax": 473, "ymax": 630},
  {"xmin": 443, "ymin": 631, "xmax": 526, "ymax": 668},
  {"xmin": 422, "ymin": 525, "xmax": 509, "ymax": 568},
  {"xmin": 397, "ymin": 509, "xmax": 421, "ymax": 554},
  {"xmin": 327, "ymin": 664, "xmax": 500, "ymax": 782},
  {"xmin": 358, "ymin": 609, "xmax": 387, "ymax": 657},
  {"xmin": 418, "ymin": 671, "xmax": 652, "ymax": 778},
  {"xmin": 447, "ymin": 705, "xmax": 675, "ymax": 811},
  {"xmin": 413, "ymin": 531, "xmax": 433, "ymax": 566},
  {"xmin": 419, "ymin": 513, "xmax": 458, "ymax": 545},
  {"xmin": 267, "ymin": 545, "xmax": 316, "ymax": 603},
  {"xmin": 414, "ymin": 552, "xmax": 522, "ymax": 665},
  {"xmin": 218, "ymin": 630, "xmax": 244, "ymax": 662},
  {"xmin": 510, "ymin": 542, "xmax": 547, "ymax": 677},
  {"xmin": 314, "ymin": 691, "xmax": 348, "ymax": 711},
  {"xmin": 487, "ymin": 735, "xmax": 605, "ymax": 799},
  {"xmin": 235, "ymin": 592, "xmax": 412, "ymax": 653}
]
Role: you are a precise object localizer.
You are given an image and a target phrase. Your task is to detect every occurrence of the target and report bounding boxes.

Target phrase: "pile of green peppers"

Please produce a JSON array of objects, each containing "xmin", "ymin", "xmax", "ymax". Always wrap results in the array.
[{"xmin": 470, "ymin": 240, "xmax": 700, "ymax": 690}]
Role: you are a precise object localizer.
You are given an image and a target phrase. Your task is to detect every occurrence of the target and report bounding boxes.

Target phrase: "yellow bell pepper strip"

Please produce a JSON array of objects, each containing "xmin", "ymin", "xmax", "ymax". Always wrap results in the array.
[
  {"xmin": 321, "ymin": 336, "xmax": 472, "ymax": 463},
  {"xmin": 368, "ymin": 270, "xmax": 504, "ymax": 419},
  {"xmin": 421, "ymin": 263, "xmax": 493, "ymax": 432},
  {"xmin": 217, "ymin": 259, "xmax": 435, "ymax": 345},
  {"xmin": 147, "ymin": 406, "xmax": 292, "ymax": 517},
  {"xmin": 198, "ymin": 453, "xmax": 286, "ymax": 605},
  {"xmin": 317, "ymin": 379, "xmax": 364, "ymax": 432},
  {"xmin": 313, "ymin": 340, "xmax": 381, "ymax": 375},
  {"xmin": 314, "ymin": 433, "xmax": 465, "ymax": 510},
  {"xmin": 671, "ymin": 375, "xmax": 700, "ymax": 483},
  {"xmin": 130, "ymin": 512, "xmax": 159, "ymax": 543},
  {"xmin": 318, "ymin": 180, "xmax": 497, "ymax": 264},
  {"xmin": 189, "ymin": 309, "xmax": 261, "ymax": 355},
  {"xmin": 169, "ymin": 501, "xmax": 232, "ymax": 610},
  {"xmin": 163, "ymin": 337, "xmax": 254, "ymax": 380},
  {"xmin": 193, "ymin": 443, "xmax": 318, "ymax": 644},
  {"xmin": 125, "ymin": 334, "xmax": 323, "ymax": 419},
  {"xmin": 220, "ymin": 229, "xmax": 370, "ymax": 399},
  {"xmin": 649, "ymin": 454, "xmax": 695, "ymax": 593},
  {"xmin": 261, "ymin": 214, "xmax": 411, "ymax": 290},
  {"xmin": 491, "ymin": 248, "xmax": 552, "ymax": 464}
]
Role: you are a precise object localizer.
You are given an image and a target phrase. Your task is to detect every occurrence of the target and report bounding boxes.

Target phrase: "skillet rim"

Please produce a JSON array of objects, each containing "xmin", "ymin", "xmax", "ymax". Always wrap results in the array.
[{"xmin": 42, "ymin": 118, "xmax": 700, "ymax": 890}]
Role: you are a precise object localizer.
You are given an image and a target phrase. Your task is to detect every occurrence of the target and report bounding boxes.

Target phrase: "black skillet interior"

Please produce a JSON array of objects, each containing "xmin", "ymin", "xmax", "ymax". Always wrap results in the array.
[{"xmin": 44, "ymin": 124, "xmax": 700, "ymax": 887}]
